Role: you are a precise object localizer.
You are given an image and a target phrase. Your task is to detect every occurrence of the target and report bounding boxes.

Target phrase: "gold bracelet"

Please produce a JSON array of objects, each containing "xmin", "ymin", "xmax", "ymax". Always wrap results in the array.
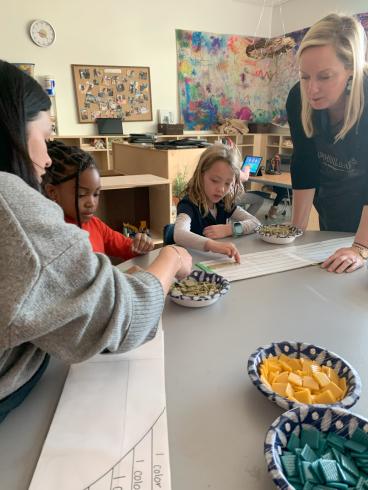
[
  {"xmin": 168, "ymin": 245, "xmax": 182, "ymax": 266},
  {"xmin": 353, "ymin": 241, "xmax": 368, "ymax": 250},
  {"xmin": 352, "ymin": 242, "xmax": 368, "ymax": 260}
]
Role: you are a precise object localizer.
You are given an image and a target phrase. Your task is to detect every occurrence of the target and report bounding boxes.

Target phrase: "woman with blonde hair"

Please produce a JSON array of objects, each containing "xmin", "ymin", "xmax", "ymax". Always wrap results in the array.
[
  {"xmin": 287, "ymin": 13, "xmax": 368, "ymax": 272},
  {"xmin": 171, "ymin": 144, "xmax": 260, "ymax": 262}
]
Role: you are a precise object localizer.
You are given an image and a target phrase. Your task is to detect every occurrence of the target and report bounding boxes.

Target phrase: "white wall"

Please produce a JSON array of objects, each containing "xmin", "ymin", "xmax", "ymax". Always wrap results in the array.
[
  {"xmin": 6, "ymin": 1, "xmax": 366, "ymax": 135},
  {"xmin": 271, "ymin": 0, "xmax": 368, "ymax": 35},
  {"xmin": 2, "ymin": 0, "xmax": 272, "ymax": 135}
]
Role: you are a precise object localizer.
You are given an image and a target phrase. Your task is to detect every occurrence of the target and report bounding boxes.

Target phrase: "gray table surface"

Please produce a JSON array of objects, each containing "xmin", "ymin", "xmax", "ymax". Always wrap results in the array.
[{"xmin": 1, "ymin": 231, "xmax": 367, "ymax": 490}]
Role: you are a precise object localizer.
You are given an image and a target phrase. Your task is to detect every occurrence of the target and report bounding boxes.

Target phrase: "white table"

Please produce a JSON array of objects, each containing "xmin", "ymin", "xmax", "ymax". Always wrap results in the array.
[{"xmin": 0, "ymin": 231, "xmax": 366, "ymax": 490}]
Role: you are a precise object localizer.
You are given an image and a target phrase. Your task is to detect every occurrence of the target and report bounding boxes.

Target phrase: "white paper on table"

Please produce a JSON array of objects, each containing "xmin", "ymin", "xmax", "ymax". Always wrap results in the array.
[
  {"xmin": 29, "ymin": 323, "xmax": 170, "ymax": 490},
  {"xmin": 201, "ymin": 237, "xmax": 354, "ymax": 282}
]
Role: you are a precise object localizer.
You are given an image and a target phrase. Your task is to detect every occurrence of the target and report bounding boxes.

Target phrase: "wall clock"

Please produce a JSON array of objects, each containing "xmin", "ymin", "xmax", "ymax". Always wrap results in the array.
[{"xmin": 29, "ymin": 20, "xmax": 55, "ymax": 47}]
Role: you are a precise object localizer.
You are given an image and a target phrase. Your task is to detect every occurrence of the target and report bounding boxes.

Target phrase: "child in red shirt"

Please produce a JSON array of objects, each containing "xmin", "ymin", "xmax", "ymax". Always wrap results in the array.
[{"xmin": 43, "ymin": 141, "xmax": 153, "ymax": 260}]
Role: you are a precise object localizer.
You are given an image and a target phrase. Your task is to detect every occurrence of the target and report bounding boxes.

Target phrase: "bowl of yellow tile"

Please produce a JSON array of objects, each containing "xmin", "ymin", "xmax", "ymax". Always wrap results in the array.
[{"xmin": 247, "ymin": 341, "xmax": 361, "ymax": 410}]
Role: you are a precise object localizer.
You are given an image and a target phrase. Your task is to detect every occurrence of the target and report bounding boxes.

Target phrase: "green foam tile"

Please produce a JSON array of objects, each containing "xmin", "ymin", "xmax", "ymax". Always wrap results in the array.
[
  {"xmin": 325, "ymin": 483, "xmax": 349, "ymax": 489},
  {"xmin": 301, "ymin": 461, "xmax": 318, "ymax": 484},
  {"xmin": 301, "ymin": 428, "xmax": 321, "ymax": 450},
  {"xmin": 345, "ymin": 440, "xmax": 367, "ymax": 454},
  {"xmin": 281, "ymin": 453, "xmax": 297, "ymax": 478},
  {"xmin": 351, "ymin": 452, "xmax": 368, "ymax": 461},
  {"xmin": 319, "ymin": 459, "xmax": 342, "ymax": 484},
  {"xmin": 355, "ymin": 476, "xmax": 367, "ymax": 489},
  {"xmin": 288, "ymin": 432, "xmax": 301, "ymax": 452},
  {"xmin": 297, "ymin": 458, "xmax": 305, "ymax": 485},
  {"xmin": 302, "ymin": 482, "xmax": 314, "ymax": 490},
  {"xmin": 338, "ymin": 465, "xmax": 358, "ymax": 486},
  {"xmin": 331, "ymin": 447, "xmax": 343, "ymax": 464},
  {"xmin": 322, "ymin": 451, "xmax": 335, "ymax": 460},
  {"xmin": 327, "ymin": 433, "xmax": 347, "ymax": 451},
  {"xmin": 301, "ymin": 444, "xmax": 318, "ymax": 463},
  {"xmin": 340, "ymin": 453, "xmax": 360, "ymax": 478},
  {"xmin": 310, "ymin": 460, "xmax": 324, "ymax": 483},
  {"xmin": 312, "ymin": 486, "xmax": 337, "ymax": 490},
  {"xmin": 352, "ymin": 428, "xmax": 368, "ymax": 449}
]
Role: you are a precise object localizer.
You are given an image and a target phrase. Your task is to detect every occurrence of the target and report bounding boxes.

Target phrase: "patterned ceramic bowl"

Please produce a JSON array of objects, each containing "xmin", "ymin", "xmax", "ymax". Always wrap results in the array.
[
  {"xmin": 247, "ymin": 341, "xmax": 361, "ymax": 410},
  {"xmin": 255, "ymin": 224, "xmax": 303, "ymax": 244},
  {"xmin": 169, "ymin": 270, "xmax": 230, "ymax": 308},
  {"xmin": 264, "ymin": 405, "xmax": 368, "ymax": 490}
]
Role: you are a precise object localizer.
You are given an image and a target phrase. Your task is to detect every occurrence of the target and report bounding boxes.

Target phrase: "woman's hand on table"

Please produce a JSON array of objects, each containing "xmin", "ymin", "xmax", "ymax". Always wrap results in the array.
[
  {"xmin": 205, "ymin": 239, "xmax": 241, "ymax": 263},
  {"xmin": 203, "ymin": 224, "xmax": 232, "ymax": 239},
  {"xmin": 131, "ymin": 233, "xmax": 154, "ymax": 254},
  {"xmin": 321, "ymin": 247, "xmax": 364, "ymax": 273}
]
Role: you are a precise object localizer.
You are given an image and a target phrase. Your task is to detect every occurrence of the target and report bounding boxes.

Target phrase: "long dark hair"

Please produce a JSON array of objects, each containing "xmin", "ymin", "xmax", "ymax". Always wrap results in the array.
[
  {"xmin": 0, "ymin": 60, "xmax": 51, "ymax": 190},
  {"xmin": 43, "ymin": 140, "xmax": 98, "ymax": 227}
]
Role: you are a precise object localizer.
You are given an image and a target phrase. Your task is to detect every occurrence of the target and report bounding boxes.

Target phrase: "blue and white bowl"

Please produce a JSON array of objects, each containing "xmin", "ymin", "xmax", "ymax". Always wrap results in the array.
[
  {"xmin": 247, "ymin": 341, "xmax": 361, "ymax": 410},
  {"xmin": 265, "ymin": 405, "xmax": 368, "ymax": 490},
  {"xmin": 255, "ymin": 224, "xmax": 303, "ymax": 244},
  {"xmin": 169, "ymin": 270, "xmax": 230, "ymax": 308}
]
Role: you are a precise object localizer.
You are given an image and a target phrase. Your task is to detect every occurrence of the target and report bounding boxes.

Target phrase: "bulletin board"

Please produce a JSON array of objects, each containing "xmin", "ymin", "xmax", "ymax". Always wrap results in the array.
[{"xmin": 72, "ymin": 64, "xmax": 153, "ymax": 123}]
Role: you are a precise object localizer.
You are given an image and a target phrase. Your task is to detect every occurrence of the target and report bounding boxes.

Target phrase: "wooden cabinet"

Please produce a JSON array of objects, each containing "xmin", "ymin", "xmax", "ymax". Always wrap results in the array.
[
  {"xmin": 97, "ymin": 174, "xmax": 171, "ymax": 246},
  {"xmin": 112, "ymin": 143, "xmax": 205, "ymax": 182}
]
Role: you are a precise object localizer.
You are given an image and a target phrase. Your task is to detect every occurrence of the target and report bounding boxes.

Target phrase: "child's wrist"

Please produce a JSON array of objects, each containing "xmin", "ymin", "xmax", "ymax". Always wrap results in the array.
[{"xmin": 204, "ymin": 239, "xmax": 215, "ymax": 252}]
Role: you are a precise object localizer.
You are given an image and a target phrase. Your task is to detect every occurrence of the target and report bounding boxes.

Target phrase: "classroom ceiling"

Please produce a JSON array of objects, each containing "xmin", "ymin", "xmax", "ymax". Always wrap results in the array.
[{"xmin": 234, "ymin": 0, "xmax": 292, "ymax": 6}]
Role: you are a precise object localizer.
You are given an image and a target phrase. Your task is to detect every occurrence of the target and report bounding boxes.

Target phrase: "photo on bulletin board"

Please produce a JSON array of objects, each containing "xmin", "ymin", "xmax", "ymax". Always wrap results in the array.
[
  {"xmin": 13, "ymin": 63, "xmax": 35, "ymax": 77},
  {"xmin": 71, "ymin": 64, "xmax": 153, "ymax": 123}
]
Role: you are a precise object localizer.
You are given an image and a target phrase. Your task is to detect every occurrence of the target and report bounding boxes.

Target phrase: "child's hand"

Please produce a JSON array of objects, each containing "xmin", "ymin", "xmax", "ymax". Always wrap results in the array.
[
  {"xmin": 240, "ymin": 166, "xmax": 250, "ymax": 182},
  {"xmin": 206, "ymin": 240, "xmax": 241, "ymax": 263},
  {"xmin": 131, "ymin": 233, "xmax": 154, "ymax": 255},
  {"xmin": 203, "ymin": 224, "xmax": 232, "ymax": 239}
]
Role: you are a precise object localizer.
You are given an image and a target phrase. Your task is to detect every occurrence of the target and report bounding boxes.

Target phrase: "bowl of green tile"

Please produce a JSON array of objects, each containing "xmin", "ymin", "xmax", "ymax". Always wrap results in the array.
[{"xmin": 265, "ymin": 405, "xmax": 368, "ymax": 489}]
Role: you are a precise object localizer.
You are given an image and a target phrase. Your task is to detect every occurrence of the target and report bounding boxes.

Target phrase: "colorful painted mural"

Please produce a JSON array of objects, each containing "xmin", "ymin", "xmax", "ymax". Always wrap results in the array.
[
  {"xmin": 176, "ymin": 12, "xmax": 368, "ymax": 130},
  {"xmin": 176, "ymin": 30, "xmax": 277, "ymax": 130}
]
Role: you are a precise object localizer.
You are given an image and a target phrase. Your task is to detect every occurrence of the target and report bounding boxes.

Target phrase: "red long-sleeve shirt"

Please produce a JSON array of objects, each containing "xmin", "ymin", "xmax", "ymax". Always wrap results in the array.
[{"xmin": 65, "ymin": 216, "xmax": 136, "ymax": 261}]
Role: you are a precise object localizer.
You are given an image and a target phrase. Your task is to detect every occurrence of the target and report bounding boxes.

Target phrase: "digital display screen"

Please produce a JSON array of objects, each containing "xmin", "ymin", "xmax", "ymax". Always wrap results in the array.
[{"xmin": 241, "ymin": 155, "xmax": 262, "ymax": 175}]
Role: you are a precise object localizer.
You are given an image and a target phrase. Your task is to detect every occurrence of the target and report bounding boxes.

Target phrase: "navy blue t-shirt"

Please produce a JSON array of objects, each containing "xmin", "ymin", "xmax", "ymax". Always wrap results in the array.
[
  {"xmin": 177, "ymin": 195, "xmax": 235, "ymax": 236},
  {"xmin": 286, "ymin": 80, "xmax": 368, "ymax": 232}
]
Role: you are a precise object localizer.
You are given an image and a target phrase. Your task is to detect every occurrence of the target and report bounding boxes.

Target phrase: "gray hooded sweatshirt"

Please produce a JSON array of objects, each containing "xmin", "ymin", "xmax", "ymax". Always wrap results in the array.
[{"xmin": 0, "ymin": 172, "xmax": 164, "ymax": 400}]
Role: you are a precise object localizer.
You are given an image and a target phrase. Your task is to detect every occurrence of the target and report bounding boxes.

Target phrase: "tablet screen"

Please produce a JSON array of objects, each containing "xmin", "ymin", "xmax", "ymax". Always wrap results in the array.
[{"xmin": 241, "ymin": 155, "xmax": 263, "ymax": 176}]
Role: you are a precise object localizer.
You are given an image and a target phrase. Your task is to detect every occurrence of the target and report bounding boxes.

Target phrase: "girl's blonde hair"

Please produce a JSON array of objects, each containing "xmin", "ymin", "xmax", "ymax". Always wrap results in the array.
[
  {"xmin": 297, "ymin": 13, "xmax": 368, "ymax": 141},
  {"xmin": 186, "ymin": 143, "xmax": 241, "ymax": 216}
]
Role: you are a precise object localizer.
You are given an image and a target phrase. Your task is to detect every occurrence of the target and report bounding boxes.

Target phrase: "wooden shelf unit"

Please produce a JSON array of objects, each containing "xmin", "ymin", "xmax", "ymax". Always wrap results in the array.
[
  {"xmin": 154, "ymin": 132, "xmax": 266, "ymax": 160},
  {"xmin": 264, "ymin": 133, "xmax": 293, "ymax": 163},
  {"xmin": 97, "ymin": 174, "xmax": 171, "ymax": 246},
  {"xmin": 55, "ymin": 132, "xmax": 278, "ymax": 176},
  {"xmin": 53, "ymin": 135, "xmax": 126, "ymax": 173},
  {"xmin": 112, "ymin": 133, "xmax": 267, "ymax": 184},
  {"xmin": 113, "ymin": 143, "xmax": 206, "ymax": 184}
]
